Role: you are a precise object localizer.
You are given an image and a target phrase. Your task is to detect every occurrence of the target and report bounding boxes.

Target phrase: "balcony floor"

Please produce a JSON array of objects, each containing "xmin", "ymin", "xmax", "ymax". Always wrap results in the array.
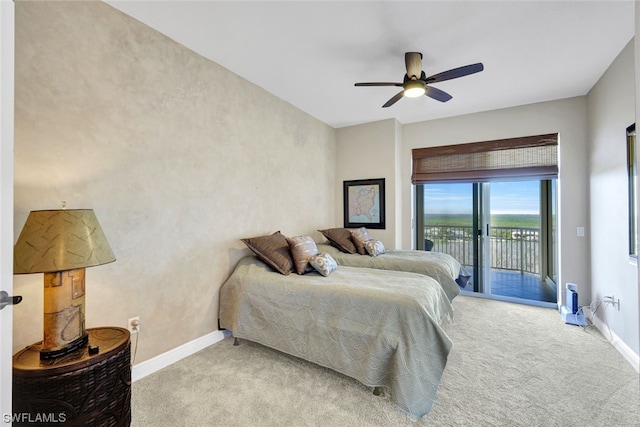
[{"xmin": 459, "ymin": 268, "xmax": 557, "ymax": 303}]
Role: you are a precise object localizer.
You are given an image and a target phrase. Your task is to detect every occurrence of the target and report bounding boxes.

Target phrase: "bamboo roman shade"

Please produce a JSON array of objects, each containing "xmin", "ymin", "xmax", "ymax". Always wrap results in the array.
[{"xmin": 411, "ymin": 133, "xmax": 558, "ymax": 184}]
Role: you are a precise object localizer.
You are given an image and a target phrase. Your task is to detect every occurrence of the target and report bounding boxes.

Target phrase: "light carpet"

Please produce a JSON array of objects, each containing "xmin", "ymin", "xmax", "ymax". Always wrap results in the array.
[{"xmin": 131, "ymin": 296, "xmax": 640, "ymax": 426}]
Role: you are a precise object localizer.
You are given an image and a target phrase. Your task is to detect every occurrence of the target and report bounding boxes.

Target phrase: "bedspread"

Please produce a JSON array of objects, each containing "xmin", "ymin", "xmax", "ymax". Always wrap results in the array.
[
  {"xmin": 317, "ymin": 243, "xmax": 462, "ymax": 301},
  {"xmin": 219, "ymin": 256, "xmax": 454, "ymax": 418}
]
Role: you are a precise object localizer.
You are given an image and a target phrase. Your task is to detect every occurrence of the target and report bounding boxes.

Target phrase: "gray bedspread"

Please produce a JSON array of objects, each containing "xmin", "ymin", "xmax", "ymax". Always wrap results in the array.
[
  {"xmin": 219, "ymin": 256, "xmax": 454, "ymax": 418},
  {"xmin": 317, "ymin": 243, "xmax": 462, "ymax": 301}
]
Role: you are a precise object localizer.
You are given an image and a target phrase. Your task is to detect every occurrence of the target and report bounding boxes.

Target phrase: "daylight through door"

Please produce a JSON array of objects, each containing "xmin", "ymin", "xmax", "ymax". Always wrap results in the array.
[{"xmin": 417, "ymin": 179, "xmax": 558, "ymax": 306}]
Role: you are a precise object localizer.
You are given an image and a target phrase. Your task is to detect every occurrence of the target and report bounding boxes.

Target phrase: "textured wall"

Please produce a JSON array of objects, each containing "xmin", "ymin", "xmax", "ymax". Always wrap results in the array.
[
  {"xmin": 13, "ymin": 1, "xmax": 336, "ymax": 361},
  {"xmin": 587, "ymin": 40, "xmax": 638, "ymax": 357},
  {"xmin": 335, "ymin": 119, "xmax": 401, "ymax": 248}
]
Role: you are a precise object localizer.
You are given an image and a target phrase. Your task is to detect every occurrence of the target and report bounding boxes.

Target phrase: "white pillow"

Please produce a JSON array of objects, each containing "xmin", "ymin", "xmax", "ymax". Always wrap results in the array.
[
  {"xmin": 364, "ymin": 239, "xmax": 385, "ymax": 257},
  {"xmin": 308, "ymin": 253, "xmax": 338, "ymax": 276}
]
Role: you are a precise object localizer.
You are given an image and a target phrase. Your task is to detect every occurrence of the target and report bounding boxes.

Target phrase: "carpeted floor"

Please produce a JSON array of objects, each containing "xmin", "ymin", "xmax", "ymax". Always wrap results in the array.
[{"xmin": 131, "ymin": 296, "xmax": 640, "ymax": 426}]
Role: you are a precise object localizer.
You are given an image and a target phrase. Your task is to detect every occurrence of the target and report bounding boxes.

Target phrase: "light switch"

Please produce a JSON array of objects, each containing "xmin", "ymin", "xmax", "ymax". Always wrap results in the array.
[{"xmin": 577, "ymin": 226, "xmax": 585, "ymax": 237}]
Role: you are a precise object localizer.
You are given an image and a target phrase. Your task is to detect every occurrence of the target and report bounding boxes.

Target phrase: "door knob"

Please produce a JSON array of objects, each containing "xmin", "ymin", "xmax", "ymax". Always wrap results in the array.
[{"xmin": 0, "ymin": 290, "xmax": 22, "ymax": 310}]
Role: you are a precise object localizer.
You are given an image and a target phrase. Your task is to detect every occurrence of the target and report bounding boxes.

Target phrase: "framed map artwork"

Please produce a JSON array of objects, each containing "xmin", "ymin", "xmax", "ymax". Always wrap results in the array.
[{"xmin": 343, "ymin": 178, "xmax": 385, "ymax": 229}]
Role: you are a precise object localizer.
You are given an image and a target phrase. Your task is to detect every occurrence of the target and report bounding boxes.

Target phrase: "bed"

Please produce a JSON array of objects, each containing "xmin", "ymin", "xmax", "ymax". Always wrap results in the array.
[
  {"xmin": 316, "ymin": 228, "xmax": 465, "ymax": 302},
  {"xmin": 316, "ymin": 243, "xmax": 463, "ymax": 302},
  {"xmin": 219, "ymin": 256, "xmax": 454, "ymax": 418}
]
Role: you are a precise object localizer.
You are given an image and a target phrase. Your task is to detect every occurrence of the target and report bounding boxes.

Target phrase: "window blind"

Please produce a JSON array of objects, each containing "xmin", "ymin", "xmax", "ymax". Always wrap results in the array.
[{"xmin": 411, "ymin": 133, "xmax": 558, "ymax": 184}]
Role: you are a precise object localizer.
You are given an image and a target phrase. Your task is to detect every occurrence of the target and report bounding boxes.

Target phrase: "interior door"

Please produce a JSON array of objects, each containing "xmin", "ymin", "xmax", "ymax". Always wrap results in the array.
[{"xmin": 1, "ymin": 1, "xmax": 15, "ymax": 421}]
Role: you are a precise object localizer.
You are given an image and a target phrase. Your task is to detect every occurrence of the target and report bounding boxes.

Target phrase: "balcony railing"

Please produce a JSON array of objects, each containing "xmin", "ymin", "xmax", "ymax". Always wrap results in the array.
[{"xmin": 425, "ymin": 225, "xmax": 540, "ymax": 275}]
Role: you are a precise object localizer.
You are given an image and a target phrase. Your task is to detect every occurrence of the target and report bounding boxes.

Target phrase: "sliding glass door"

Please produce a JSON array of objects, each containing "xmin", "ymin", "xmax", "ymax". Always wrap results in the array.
[
  {"xmin": 417, "ymin": 179, "xmax": 557, "ymax": 306},
  {"xmin": 417, "ymin": 183, "xmax": 481, "ymax": 291}
]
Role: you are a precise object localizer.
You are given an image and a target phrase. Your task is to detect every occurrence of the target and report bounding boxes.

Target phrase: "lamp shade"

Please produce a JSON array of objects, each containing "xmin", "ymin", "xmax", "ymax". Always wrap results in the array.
[{"xmin": 14, "ymin": 209, "xmax": 116, "ymax": 274}]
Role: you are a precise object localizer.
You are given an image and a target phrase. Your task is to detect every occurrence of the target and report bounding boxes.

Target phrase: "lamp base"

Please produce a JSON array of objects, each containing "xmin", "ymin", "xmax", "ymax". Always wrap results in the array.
[
  {"xmin": 40, "ymin": 332, "xmax": 89, "ymax": 360},
  {"xmin": 41, "ymin": 269, "xmax": 87, "ymax": 359}
]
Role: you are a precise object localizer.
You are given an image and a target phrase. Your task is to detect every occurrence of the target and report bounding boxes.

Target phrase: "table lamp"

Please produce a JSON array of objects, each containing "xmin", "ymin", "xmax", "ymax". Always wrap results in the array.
[{"xmin": 14, "ymin": 209, "xmax": 116, "ymax": 360}]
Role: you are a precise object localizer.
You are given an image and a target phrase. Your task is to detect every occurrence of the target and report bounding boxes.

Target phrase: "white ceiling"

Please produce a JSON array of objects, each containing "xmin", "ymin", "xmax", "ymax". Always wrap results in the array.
[{"xmin": 106, "ymin": 1, "xmax": 635, "ymax": 129}]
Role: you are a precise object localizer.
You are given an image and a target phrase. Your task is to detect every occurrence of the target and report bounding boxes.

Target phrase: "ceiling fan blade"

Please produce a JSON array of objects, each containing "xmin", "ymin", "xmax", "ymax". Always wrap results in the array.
[
  {"xmin": 425, "ymin": 63, "xmax": 484, "ymax": 83},
  {"xmin": 405, "ymin": 52, "xmax": 423, "ymax": 79},
  {"xmin": 425, "ymin": 86, "xmax": 453, "ymax": 103},
  {"xmin": 382, "ymin": 91, "xmax": 405, "ymax": 108},
  {"xmin": 355, "ymin": 82, "xmax": 403, "ymax": 87}
]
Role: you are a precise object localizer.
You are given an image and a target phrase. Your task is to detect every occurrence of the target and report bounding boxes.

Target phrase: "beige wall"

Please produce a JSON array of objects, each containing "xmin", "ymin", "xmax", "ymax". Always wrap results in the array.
[
  {"xmin": 12, "ymin": 1, "xmax": 336, "ymax": 361},
  {"xmin": 335, "ymin": 119, "xmax": 401, "ymax": 248},
  {"xmin": 588, "ymin": 39, "xmax": 638, "ymax": 356}
]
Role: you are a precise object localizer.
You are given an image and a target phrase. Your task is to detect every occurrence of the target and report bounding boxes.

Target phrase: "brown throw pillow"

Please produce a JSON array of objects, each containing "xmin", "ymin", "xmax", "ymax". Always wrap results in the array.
[
  {"xmin": 318, "ymin": 228, "xmax": 358, "ymax": 254},
  {"xmin": 286, "ymin": 235, "xmax": 319, "ymax": 275},
  {"xmin": 350, "ymin": 227, "xmax": 372, "ymax": 255},
  {"xmin": 241, "ymin": 231, "xmax": 294, "ymax": 275}
]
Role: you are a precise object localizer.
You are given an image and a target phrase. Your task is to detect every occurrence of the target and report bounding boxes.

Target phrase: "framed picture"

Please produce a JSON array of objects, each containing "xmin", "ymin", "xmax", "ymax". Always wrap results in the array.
[{"xmin": 343, "ymin": 178, "xmax": 385, "ymax": 229}]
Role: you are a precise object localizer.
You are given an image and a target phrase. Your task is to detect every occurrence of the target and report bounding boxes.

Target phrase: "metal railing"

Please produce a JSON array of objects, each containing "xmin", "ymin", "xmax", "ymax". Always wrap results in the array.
[{"xmin": 425, "ymin": 225, "xmax": 540, "ymax": 275}]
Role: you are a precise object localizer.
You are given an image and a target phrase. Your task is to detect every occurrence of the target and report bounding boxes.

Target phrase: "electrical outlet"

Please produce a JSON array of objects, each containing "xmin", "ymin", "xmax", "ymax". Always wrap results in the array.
[
  {"xmin": 604, "ymin": 295, "xmax": 621, "ymax": 311},
  {"xmin": 128, "ymin": 316, "xmax": 140, "ymax": 334}
]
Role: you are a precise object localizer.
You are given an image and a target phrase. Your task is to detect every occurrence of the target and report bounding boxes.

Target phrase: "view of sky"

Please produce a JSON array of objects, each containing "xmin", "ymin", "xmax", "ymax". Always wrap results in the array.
[{"xmin": 424, "ymin": 181, "xmax": 540, "ymax": 215}]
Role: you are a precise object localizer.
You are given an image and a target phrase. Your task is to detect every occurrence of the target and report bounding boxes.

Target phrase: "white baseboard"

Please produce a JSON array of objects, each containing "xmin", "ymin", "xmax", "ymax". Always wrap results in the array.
[
  {"xmin": 589, "ymin": 313, "xmax": 640, "ymax": 374},
  {"xmin": 131, "ymin": 330, "xmax": 226, "ymax": 382}
]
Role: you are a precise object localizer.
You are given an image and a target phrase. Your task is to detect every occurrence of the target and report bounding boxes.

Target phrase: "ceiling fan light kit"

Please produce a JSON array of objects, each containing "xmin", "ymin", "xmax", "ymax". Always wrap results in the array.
[
  {"xmin": 403, "ymin": 80, "xmax": 426, "ymax": 98},
  {"xmin": 355, "ymin": 52, "xmax": 484, "ymax": 108}
]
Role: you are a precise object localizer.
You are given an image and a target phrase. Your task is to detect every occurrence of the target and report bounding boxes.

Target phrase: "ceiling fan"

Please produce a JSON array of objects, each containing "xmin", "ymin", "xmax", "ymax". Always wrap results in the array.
[{"xmin": 355, "ymin": 52, "xmax": 484, "ymax": 108}]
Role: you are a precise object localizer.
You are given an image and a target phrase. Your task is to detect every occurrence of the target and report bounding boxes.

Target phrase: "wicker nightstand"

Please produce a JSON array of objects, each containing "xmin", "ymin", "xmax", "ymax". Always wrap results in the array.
[{"xmin": 12, "ymin": 327, "xmax": 131, "ymax": 426}]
